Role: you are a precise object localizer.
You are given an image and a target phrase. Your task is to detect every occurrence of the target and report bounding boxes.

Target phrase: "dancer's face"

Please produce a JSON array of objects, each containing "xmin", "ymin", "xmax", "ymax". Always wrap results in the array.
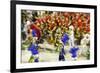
[{"xmin": 32, "ymin": 37, "xmax": 38, "ymax": 43}]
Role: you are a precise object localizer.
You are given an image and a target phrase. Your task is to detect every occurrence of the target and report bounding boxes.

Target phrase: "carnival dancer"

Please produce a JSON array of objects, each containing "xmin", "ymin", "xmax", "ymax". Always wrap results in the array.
[
  {"xmin": 68, "ymin": 25, "xmax": 79, "ymax": 60},
  {"xmin": 59, "ymin": 33, "xmax": 69, "ymax": 61},
  {"xmin": 69, "ymin": 46, "xmax": 79, "ymax": 60},
  {"xmin": 28, "ymin": 24, "xmax": 41, "ymax": 62}
]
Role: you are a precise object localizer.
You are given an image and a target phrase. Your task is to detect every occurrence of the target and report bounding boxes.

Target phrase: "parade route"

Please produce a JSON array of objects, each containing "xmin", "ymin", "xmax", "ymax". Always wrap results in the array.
[{"xmin": 21, "ymin": 45, "xmax": 88, "ymax": 63}]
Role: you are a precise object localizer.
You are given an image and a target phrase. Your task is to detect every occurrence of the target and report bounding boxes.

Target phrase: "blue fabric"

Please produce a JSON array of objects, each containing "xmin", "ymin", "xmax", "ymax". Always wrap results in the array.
[
  {"xmin": 34, "ymin": 58, "xmax": 39, "ymax": 62},
  {"xmin": 61, "ymin": 33, "xmax": 69, "ymax": 45},
  {"xmin": 28, "ymin": 44, "xmax": 38, "ymax": 55},
  {"xmin": 59, "ymin": 54, "xmax": 65, "ymax": 61},
  {"xmin": 59, "ymin": 47, "xmax": 65, "ymax": 61},
  {"xmin": 69, "ymin": 47, "xmax": 79, "ymax": 58},
  {"xmin": 32, "ymin": 30, "xmax": 37, "ymax": 37},
  {"xmin": 61, "ymin": 46, "xmax": 65, "ymax": 55}
]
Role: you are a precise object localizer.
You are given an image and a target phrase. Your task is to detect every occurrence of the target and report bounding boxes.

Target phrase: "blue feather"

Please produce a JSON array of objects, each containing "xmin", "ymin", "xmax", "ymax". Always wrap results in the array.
[
  {"xmin": 69, "ymin": 47, "xmax": 79, "ymax": 58},
  {"xmin": 32, "ymin": 30, "xmax": 37, "ymax": 37},
  {"xmin": 28, "ymin": 44, "xmax": 38, "ymax": 55},
  {"xmin": 61, "ymin": 33, "xmax": 69, "ymax": 45}
]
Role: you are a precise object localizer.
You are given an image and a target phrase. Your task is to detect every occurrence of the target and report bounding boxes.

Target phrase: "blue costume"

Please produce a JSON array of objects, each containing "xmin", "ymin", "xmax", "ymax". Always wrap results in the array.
[
  {"xmin": 59, "ymin": 46, "xmax": 66, "ymax": 61},
  {"xmin": 59, "ymin": 33, "xmax": 69, "ymax": 61},
  {"xmin": 28, "ymin": 44, "xmax": 38, "ymax": 55},
  {"xmin": 28, "ymin": 43, "xmax": 39, "ymax": 62},
  {"xmin": 28, "ymin": 29, "xmax": 39, "ymax": 62},
  {"xmin": 32, "ymin": 30, "xmax": 37, "ymax": 37},
  {"xmin": 69, "ymin": 47, "xmax": 79, "ymax": 58},
  {"xmin": 61, "ymin": 33, "xmax": 69, "ymax": 45}
]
